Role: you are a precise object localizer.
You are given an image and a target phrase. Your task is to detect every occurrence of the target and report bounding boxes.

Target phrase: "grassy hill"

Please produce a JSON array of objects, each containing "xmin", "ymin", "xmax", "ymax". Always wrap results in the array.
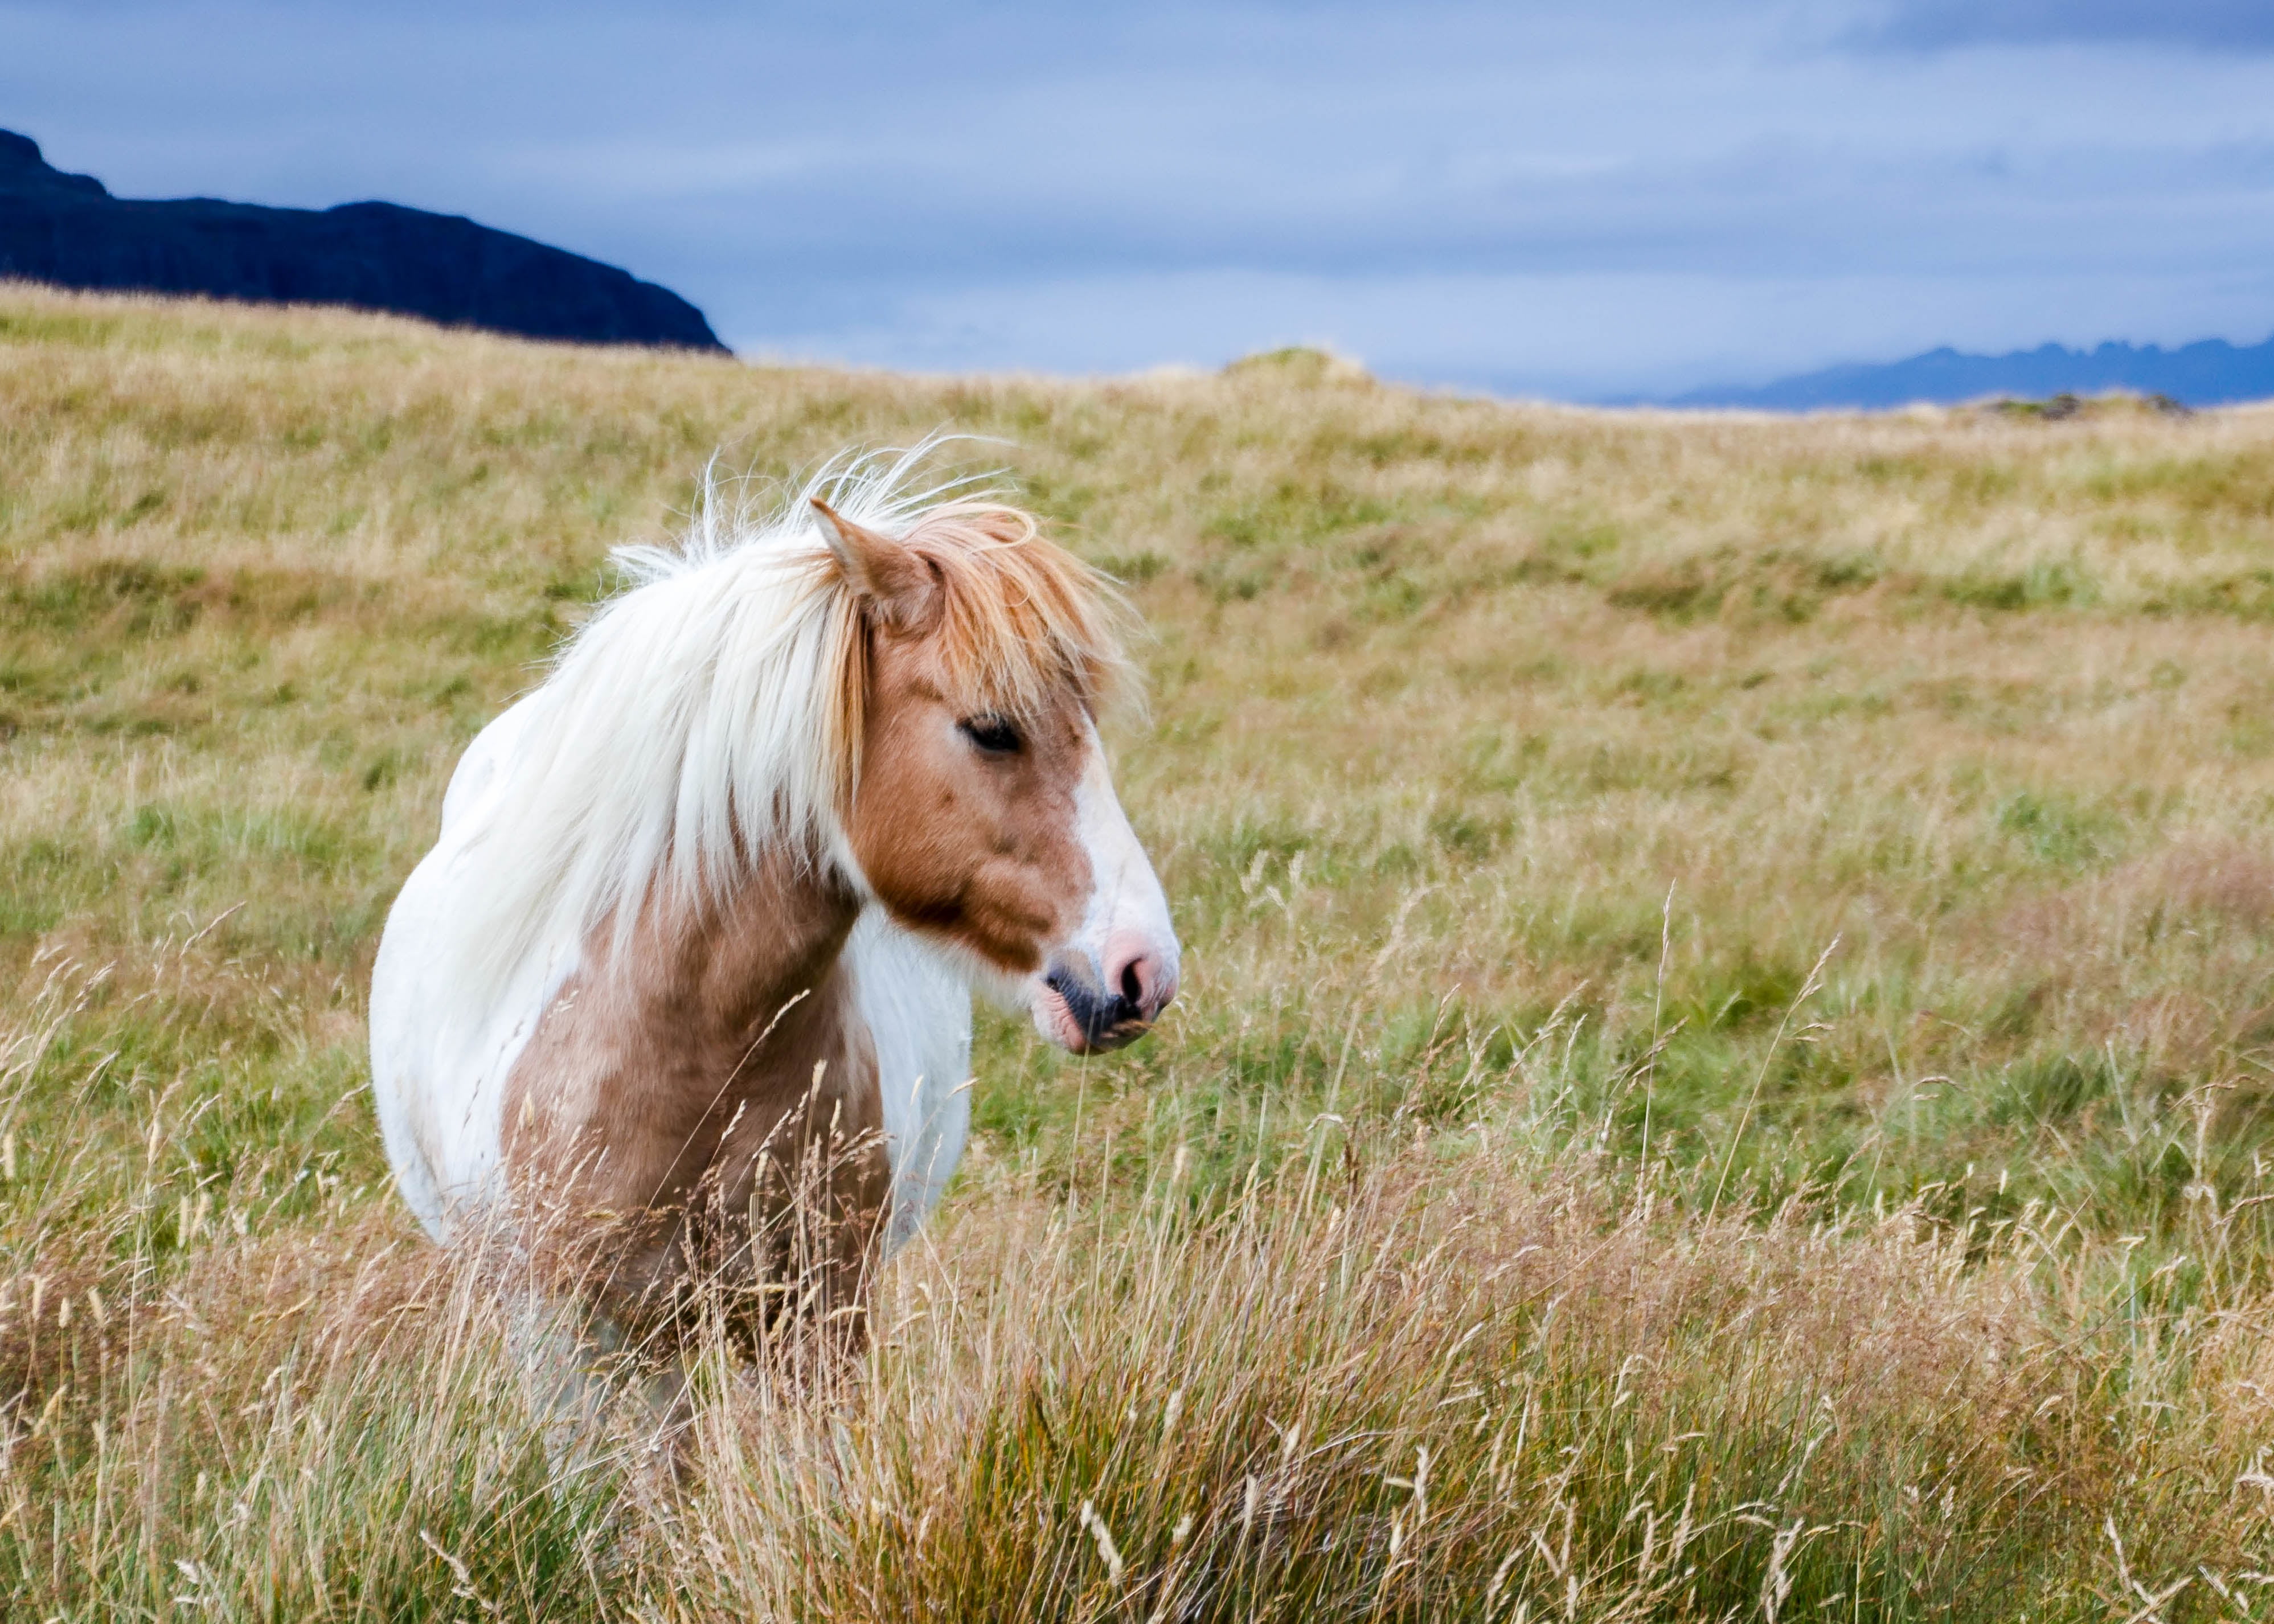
[{"xmin": 5, "ymin": 286, "xmax": 2274, "ymax": 1617}]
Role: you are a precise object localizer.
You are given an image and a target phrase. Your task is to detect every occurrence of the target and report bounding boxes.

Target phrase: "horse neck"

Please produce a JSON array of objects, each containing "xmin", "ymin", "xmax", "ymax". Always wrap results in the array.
[
  {"xmin": 500, "ymin": 843, "xmax": 888, "ymax": 1332},
  {"xmin": 503, "ymin": 841, "xmax": 873, "ymax": 1211},
  {"xmin": 645, "ymin": 846, "xmax": 864, "ymax": 1049}
]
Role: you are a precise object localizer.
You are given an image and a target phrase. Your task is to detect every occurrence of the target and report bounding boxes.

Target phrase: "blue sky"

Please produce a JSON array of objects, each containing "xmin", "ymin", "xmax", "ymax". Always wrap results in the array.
[{"xmin": 5, "ymin": 1, "xmax": 2274, "ymax": 397}]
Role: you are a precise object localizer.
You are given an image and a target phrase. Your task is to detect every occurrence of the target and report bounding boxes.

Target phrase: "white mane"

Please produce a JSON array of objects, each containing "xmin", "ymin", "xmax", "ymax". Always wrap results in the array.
[{"xmin": 438, "ymin": 443, "xmax": 995, "ymax": 1021}]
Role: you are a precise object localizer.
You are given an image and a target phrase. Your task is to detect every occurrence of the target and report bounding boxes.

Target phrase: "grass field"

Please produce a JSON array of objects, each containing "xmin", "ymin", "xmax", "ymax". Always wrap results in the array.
[{"xmin": 5, "ymin": 281, "xmax": 2274, "ymax": 1618}]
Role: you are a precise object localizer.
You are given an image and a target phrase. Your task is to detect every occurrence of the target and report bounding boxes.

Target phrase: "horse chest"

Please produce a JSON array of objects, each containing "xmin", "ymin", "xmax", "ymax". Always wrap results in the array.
[{"xmin": 514, "ymin": 963, "xmax": 870, "ymax": 1178}]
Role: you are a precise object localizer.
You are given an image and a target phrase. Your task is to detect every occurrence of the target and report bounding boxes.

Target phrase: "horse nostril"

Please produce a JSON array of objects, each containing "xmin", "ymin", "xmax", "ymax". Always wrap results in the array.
[{"xmin": 1108, "ymin": 952, "xmax": 1173, "ymax": 1024}]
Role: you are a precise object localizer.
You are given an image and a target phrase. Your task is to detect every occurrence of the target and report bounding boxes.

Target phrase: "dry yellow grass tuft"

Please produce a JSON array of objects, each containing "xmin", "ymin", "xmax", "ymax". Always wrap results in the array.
[{"xmin": 5, "ymin": 282, "xmax": 2274, "ymax": 1615}]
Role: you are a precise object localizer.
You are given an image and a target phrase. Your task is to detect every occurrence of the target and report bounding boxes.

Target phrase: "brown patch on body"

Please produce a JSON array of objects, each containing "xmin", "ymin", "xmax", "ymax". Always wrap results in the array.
[{"xmin": 502, "ymin": 850, "xmax": 887, "ymax": 1354}]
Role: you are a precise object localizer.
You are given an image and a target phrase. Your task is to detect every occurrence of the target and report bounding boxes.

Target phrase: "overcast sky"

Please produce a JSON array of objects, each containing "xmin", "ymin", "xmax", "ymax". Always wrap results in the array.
[{"xmin": 5, "ymin": 1, "xmax": 2273, "ymax": 397}]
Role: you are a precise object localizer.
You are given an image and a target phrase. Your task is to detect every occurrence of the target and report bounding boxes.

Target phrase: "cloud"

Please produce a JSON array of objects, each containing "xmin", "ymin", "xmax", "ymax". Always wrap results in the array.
[{"xmin": 1850, "ymin": 0, "xmax": 2274, "ymax": 54}]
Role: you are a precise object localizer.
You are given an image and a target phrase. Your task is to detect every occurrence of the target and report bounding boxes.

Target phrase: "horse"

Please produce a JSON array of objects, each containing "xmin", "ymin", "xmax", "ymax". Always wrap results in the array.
[{"xmin": 367, "ymin": 448, "xmax": 1180, "ymax": 1390}]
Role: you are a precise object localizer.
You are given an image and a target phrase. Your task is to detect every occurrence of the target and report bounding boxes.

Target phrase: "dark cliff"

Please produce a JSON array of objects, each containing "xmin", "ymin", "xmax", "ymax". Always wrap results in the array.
[{"xmin": 0, "ymin": 130, "xmax": 726, "ymax": 351}]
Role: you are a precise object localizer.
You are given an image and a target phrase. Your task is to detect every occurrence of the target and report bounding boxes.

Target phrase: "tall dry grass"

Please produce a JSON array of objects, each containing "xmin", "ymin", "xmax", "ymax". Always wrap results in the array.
[
  {"xmin": 7, "ymin": 965, "xmax": 2272, "ymax": 1619},
  {"xmin": 6, "ymin": 284, "xmax": 2274, "ymax": 1615}
]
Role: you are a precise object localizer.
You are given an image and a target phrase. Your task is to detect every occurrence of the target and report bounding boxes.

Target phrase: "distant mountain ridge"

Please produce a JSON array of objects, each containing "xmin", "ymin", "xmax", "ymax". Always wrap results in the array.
[
  {"xmin": 1672, "ymin": 334, "xmax": 2274, "ymax": 411},
  {"xmin": 0, "ymin": 130, "xmax": 724, "ymax": 351}
]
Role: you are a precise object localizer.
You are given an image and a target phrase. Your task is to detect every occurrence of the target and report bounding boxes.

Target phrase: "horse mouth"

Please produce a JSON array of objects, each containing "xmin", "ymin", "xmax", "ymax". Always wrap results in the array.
[{"xmin": 1035, "ymin": 967, "xmax": 1155, "ymax": 1054}]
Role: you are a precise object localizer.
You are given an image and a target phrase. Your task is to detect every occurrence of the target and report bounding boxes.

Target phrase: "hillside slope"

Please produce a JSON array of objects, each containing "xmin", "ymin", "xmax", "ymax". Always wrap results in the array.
[{"xmin": 4, "ymin": 289, "xmax": 2274, "ymax": 1617}]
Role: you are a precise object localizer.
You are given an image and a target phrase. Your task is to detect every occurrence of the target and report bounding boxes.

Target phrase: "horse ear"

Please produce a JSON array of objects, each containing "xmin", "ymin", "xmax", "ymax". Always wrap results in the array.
[{"xmin": 812, "ymin": 499, "xmax": 939, "ymax": 631}]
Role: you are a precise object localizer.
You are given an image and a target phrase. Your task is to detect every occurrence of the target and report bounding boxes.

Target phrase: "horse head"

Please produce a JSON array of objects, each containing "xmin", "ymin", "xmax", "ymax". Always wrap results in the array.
[{"xmin": 814, "ymin": 498, "xmax": 1181, "ymax": 1054}]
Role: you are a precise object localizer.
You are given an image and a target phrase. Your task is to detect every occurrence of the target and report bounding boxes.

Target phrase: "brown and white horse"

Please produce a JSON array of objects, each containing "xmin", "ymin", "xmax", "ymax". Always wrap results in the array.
[{"xmin": 369, "ymin": 448, "xmax": 1178, "ymax": 1368}]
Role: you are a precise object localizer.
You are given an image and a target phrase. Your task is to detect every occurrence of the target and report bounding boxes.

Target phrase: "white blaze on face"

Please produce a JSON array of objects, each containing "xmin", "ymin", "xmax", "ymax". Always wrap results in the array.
[{"xmin": 1030, "ymin": 724, "xmax": 1181, "ymax": 1052}]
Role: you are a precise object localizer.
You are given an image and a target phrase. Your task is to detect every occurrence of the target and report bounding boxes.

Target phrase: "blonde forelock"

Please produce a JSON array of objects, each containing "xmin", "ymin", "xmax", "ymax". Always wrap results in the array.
[{"xmin": 895, "ymin": 502, "xmax": 1136, "ymax": 723}]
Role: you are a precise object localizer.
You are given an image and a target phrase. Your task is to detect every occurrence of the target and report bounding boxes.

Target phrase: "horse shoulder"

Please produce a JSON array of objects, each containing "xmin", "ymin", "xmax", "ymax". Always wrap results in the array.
[{"xmin": 439, "ymin": 692, "xmax": 543, "ymax": 834}]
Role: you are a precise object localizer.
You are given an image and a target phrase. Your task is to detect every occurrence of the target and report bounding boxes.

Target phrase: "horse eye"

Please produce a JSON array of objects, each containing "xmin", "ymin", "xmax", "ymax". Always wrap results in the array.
[{"xmin": 958, "ymin": 716, "xmax": 1023, "ymax": 756}]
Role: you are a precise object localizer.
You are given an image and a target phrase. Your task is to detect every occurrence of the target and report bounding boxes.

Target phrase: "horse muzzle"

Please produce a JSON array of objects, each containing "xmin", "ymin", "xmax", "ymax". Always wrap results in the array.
[{"xmin": 1034, "ymin": 941, "xmax": 1179, "ymax": 1054}]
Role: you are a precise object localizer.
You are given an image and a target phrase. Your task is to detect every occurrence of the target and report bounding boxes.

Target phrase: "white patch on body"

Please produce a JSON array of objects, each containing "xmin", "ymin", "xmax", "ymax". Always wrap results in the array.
[
  {"xmin": 371, "ymin": 696, "xmax": 576, "ymax": 1238},
  {"xmin": 845, "ymin": 911, "xmax": 974, "ymax": 1252}
]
